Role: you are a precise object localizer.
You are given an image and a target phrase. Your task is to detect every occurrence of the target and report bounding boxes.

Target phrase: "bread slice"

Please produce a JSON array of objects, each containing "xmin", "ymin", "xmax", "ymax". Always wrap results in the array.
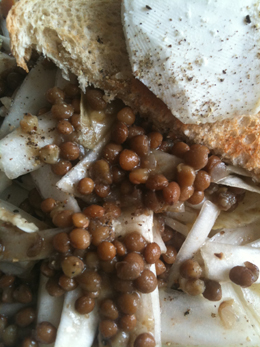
[{"xmin": 6, "ymin": 0, "xmax": 260, "ymax": 176}]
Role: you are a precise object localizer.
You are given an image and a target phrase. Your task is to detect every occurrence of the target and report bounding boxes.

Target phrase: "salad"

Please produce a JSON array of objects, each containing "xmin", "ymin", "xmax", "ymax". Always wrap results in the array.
[{"xmin": 0, "ymin": 1, "xmax": 260, "ymax": 347}]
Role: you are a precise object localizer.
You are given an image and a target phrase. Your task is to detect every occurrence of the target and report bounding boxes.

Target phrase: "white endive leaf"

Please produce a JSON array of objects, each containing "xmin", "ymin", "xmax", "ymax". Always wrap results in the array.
[
  {"xmin": 0, "ymin": 113, "xmax": 60, "ymax": 179},
  {"xmin": 55, "ymin": 288, "xmax": 98, "ymax": 347},
  {"xmin": 160, "ymin": 283, "xmax": 260, "ymax": 346},
  {"xmin": 0, "ymin": 58, "xmax": 56, "ymax": 138},
  {"xmin": 201, "ymin": 242, "xmax": 260, "ymax": 284},
  {"xmin": 217, "ymin": 175, "xmax": 260, "ymax": 194},
  {"xmin": 168, "ymin": 201, "xmax": 220, "ymax": 287},
  {"xmin": 31, "ymin": 164, "xmax": 80, "ymax": 212},
  {"xmin": 37, "ymin": 274, "xmax": 64, "ymax": 347}
]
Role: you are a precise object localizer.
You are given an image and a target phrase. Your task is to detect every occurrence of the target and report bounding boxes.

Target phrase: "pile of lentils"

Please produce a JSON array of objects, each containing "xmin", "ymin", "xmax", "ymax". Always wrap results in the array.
[{"xmin": 2, "ymin": 83, "xmax": 249, "ymax": 346}]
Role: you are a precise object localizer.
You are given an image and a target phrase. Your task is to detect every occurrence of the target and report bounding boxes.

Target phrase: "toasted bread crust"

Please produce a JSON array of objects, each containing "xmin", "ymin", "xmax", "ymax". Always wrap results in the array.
[{"xmin": 6, "ymin": 0, "xmax": 260, "ymax": 176}]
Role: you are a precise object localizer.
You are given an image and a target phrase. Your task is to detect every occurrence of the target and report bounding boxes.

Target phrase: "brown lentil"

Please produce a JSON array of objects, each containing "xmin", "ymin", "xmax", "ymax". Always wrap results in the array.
[
  {"xmin": 99, "ymin": 320, "xmax": 118, "ymax": 339},
  {"xmin": 51, "ymin": 103, "xmax": 74, "ymax": 120},
  {"xmin": 229, "ymin": 265, "xmax": 258, "ymax": 288},
  {"xmin": 134, "ymin": 333, "xmax": 156, "ymax": 347},
  {"xmin": 69, "ymin": 228, "xmax": 91, "ymax": 250},
  {"xmin": 119, "ymin": 314, "xmax": 137, "ymax": 332},
  {"xmin": 94, "ymin": 183, "xmax": 110, "ymax": 198},
  {"xmin": 100, "ymin": 257, "xmax": 117, "ymax": 273},
  {"xmin": 116, "ymin": 260, "xmax": 142, "ymax": 281},
  {"xmin": 184, "ymin": 144, "xmax": 209, "ymax": 170},
  {"xmin": 70, "ymin": 114, "xmax": 81, "ymax": 130},
  {"xmin": 119, "ymin": 149, "xmax": 140, "ymax": 171},
  {"xmin": 56, "ymin": 120, "xmax": 73, "ymax": 135},
  {"xmin": 75, "ymin": 295, "xmax": 95, "ymax": 314},
  {"xmin": 179, "ymin": 186, "xmax": 195, "ymax": 202},
  {"xmin": 176, "ymin": 163, "xmax": 196, "ymax": 187},
  {"xmin": 51, "ymin": 160, "xmax": 72, "ymax": 176},
  {"xmin": 148, "ymin": 132, "xmax": 163, "ymax": 149},
  {"xmin": 15, "ymin": 307, "xmax": 36, "ymax": 327},
  {"xmin": 155, "ymin": 260, "xmax": 166, "ymax": 276},
  {"xmin": 64, "ymin": 83, "xmax": 80, "ymax": 98},
  {"xmin": 39, "ymin": 144, "xmax": 60, "ymax": 164},
  {"xmin": 188, "ymin": 191, "xmax": 205, "ymax": 205},
  {"xmin": 113, "ymin": 240, "xmax": 127, "ymax": 257},
  {"xmin": 172, "ymin": 142, "xmax": 190, "ymax": 158},
  {"xmin": 112, "ymin": 166, "xmax": 126, "ymax": 183},
  {"xmin": 100, "ymin": 299, "xmax": 119, "ymax": 320},
  {"xmin": 72, "ymin": 213, "xmax": 89, "ymax": 228},
  {"xmin": 111, "ymin": 122, "xmax": 129, "ymax": 144},
  {"xmin": 53, "ymin": 232, "xmax": 70, "ymax": 253},
  {"xmin": 77, "ymin": 178, "xmax": 95, "ymax": 195},
  {"xmin": 60, "ymin": 142, "xmax": 80, "ymax": 161},
  {"xmin": 180, "ymin": 259, "xmax": 202, "ymax": 280},
  {"xmin": 13, "ymin": 285, "xmax": 32, "ymax": 304},
  {"xmin": 129, "ymin": 135, "xmax": 150, "ymax": 157},
  {"xmin": 124, "ymin": 232, "xmax": 147, "ymax": 253},
  {"xmin": 117, "ymin": 107, "xmax": 135, "ymax": 125},
  {"xmin": 203, "ymin": 280, "xmax": 222, "ymax": 301},
  {"xmin": 97, "ymin": 242, "xmax": 116, "ymax": 261},
  {"xmin": 128, "ymin": 125, "xmax": 145, "ymax": 139},
  {"xmin": 144, "ymin": 243, "xmax": 161, "ymax": 264},
  {"xmin": 2, "ymin": 324, "xmax": 18, "ymax": 346},
  {"xmin": 77, "ymin": 270, "xmax": 102, "ymax": 292},
  {"xmin": 46, "ymin": 277, "xmax": 65, "ymax": 297},
  {"xmin": 134, "ymin": 269, "xmax": 157, "ymax": 293},
  {"xmin": 194, "ymin": 171, "xmax": 211, "ymax": 191},
  {"xmin": 117, "ymin": 293, "xmax": 138, "ymax": 315},
  {"xmin": 85, "ymin": 89, "xmax": 107, "ymax": 110},
  {"xmin": 102, "ymin": 143, "xmax": 123, "ymax": 164},
  {"xmin": 61, "ymin": 256, "xmax": 85, "ymax": 278},
  {"xmin": 83, "ymin": 205, "xmax": 105, "ymax": 219},
  {"xmin": 46, "ymin": 87, "xmax": 65, "ymax": 104},
  {"xmin": 40, "ymin": 198, "xmax": 56, "ymax": 213},
  {"xmin": 162, "ymin": 181, "xmax": 181, "ymax": 205},
  {"xmin": 35, "ymin": 322, "xmax": 57, "ymax": 344},
  {"xmin": 129, "ymin": 168, "xmax": 149, "ymax": 184},
  {"xmin": 113, "ymin": 278, "xmax": 134, "ymax": 293},
  {"xmin": 103, "ymin": 202, "xmax": 121, "ymax": 219},
  {"xmin": 0, "ymin": 275, "xmax": 15, "ymax": 288},
  {"xmin": 22, "ymin": 337, "xmax": 38, "ymax": 347},
  {"xmin": 146, "ymin": 174, "xmax": 168, "ymax": 191},
  {"xmin": 162, "ymin": 245, "xmax": 177, "ymax": 265},
  {"xmin": 58, "ymin": 274, "xmax": 78, "ymax": 291},
  {"xmin": 182, "ymin": 278, "xmax": 205, "ymax": 296},
  {"xmin": 91, "ymin": 226, "xmax": 109, "ymax": 246},
  {"xmin": 40, "ymin": 261, "xmax": 56, "ymax": 278}
]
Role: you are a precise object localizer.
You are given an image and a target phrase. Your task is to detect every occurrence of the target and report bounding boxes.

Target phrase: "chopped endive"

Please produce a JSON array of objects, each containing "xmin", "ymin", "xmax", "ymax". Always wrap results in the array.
[
  {"xmin": 200, "ymin": 242, "xmax": 260, "ymax": 284},
  {"xmin": 168, "ymin": 200, "xmax": 220, "ymax": 288},
  {"xmin": 160, "ymin": 283, "xmax": 260, "ymax": 346},
  {"xmin": 214, "ymin": 191, "xmax": 260, "ymax": 230},
  {"xmin": 37, "ymin": 274, "xmax": 64, "ymax": 347},
  {"xmin": 0, "ymin": 58, "xmax": 56, "ymax": 138},
  {"xmin": 0, "ymin": 199, "xmax": 47, "ymax": 232},
  {"xmin": 216, "ymin": 175, "xmax": 260, "ymax": 194},
  {"xmin": 164, "ymin": 217, "xmax": 189, "ymax": 237},
  {"xmin": 0, "ymin": 112, "xmax": 60, "ymax": 179},
  {"xmin": 54, "ymin": 288, "xmax": 98, "ymax": 347},
  {"xmin": 152, "ymin": 150, "xmax": 182, "ymax": 181},
  {"xmin": 31, "ymin": 164, "xmax": 80, "ymax": 212},
  {"xmin": 0, "ymin": 224, "xmax": 71, "ymax": 262}
]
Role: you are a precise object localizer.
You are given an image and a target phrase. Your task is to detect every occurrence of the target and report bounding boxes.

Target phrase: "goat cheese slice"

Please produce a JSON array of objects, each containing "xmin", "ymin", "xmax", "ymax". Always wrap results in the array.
[{"xmin": 122, "ymin": 0, "xmax": 260, "ymax": 124}]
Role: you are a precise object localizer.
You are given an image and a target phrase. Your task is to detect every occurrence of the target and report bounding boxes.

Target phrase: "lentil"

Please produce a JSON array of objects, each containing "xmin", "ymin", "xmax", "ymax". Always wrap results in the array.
[
  {"xmin": 172, "ymin": 142, "xmax": 190, "ymax": 158},
  {"xmin": 70, "ymin": 114, "xmax": 81, "ymax": 130},
  {"xmin": 129, "ymin": 168, "xmax": 149, "ymax": 184},
  {"xmin": 51, "ymin": 103, "xmax": 74, "ymax": 121},
  {"xmin": 180, "ymin": 259, "xmax": 202, "ymax": 280},
  {"xmin": 51, "ymin": 160, "xmax": 72, "ymax": 176},
  {"xmin": 13, "ymin": 285, "xmax": 32, "ymax": 303},
  {"xmin": 100, "ymin": 299, "xmax": 119, "ymax": 320},
  {"xmin": 64, "ymin": 83, "xmax": 80, "ymax": 98},
  {"xmin": 179, "ymin": 186, "xmax": 194, "ymax": 202},
  {"xmin": 203, "ymin": 280, "xmax": 222, "ymax": 301},
  {"xmin": 94, "ymin": 183, "xmax": 110, "ymax": 198},
  {"xmin": 111, "ymin": 122, "xmax": 129, "ymax": 144},
  {"xmin": 184, "ymin": 144, "xmax": 209, "ymax": 170},
  {"xmin": 35, "ymin": 322, "xmax": 56, "ymax": 344},
  {"xmin": 2, "ymin": 324, "xmax": 18, "ymax": 346},
  {"xmin": 128, "ymin": 125, "xmax": 145, "ymax": 139},
  {"xmin": 61, "ymin": 256, "xmax": 85, "ymax": 278},
  {"xmin": 15, "ymin": 307, "xmax": 36, "ymax": 327},
  {"xmin": 46, "ymin": 87, "xmax": 65, "ymax": 104},
  {"xmin": 148, "ymin": 132, "xmax": 163, "ymax": 149},
  {"xmin": 69, "ymin": 228, "xmax": 91, "ymax": 250},
  {"xmin": 72, "ymin": 213, "xmax": 89, "ymax": 228},
  {"xmin": 20, "ymin": 114, "xmax": 38, "ymax": 133},
  {"xmin": 162, "ymin": 245, "xmax": 177, "ymax": 264},
  {"xmin": 129, "ymin": 135, "xmax": 150, "ymax": 157},
  {"xmin": 117, "ymin": 107, "xmax": 135, "ymax": 125},
  {"xmin": 119, "ymin": 314, "xmax": 137, "ymax": 332},
  {"xmin": 60, "ymin": 142, "xmax": 80, "ymax": 161},
  {"xmin": 75, "ymin": 296, "xmax": 95, "ymax": 314},
  {"xmin": 77, "ymin": 270, "xmax": 102, "ymax": 292},
  {"xmin": 83, "ymin": 205, "xmax": 105, "ymax": 219},
  {"xmin": 58, "ymin": 275, "xmax": 78, "ymax": 291},
  {"xmin": 85, "ymin": 89, "xmax": 107, "ymax": 110},
  {"xmin": 40, "ymin": 198, "xmax": 56, "ymax": 213},
  {"xmin": 163, "ymin": 181, "xmax": 181, "ymax": 205},
  {"xmin": 188, "ymin": 190, "xmax": 205, "ymax": 205},
  {"xmin": 155, "ymin": 260, "xmax": 166, "ymax": 276},
  {"xmin": 117, "ymin": 293, "xmax": 138, "ymax": 315},
  {"xmin": 134, "ymin": 269, "xmax": 157, "ymax": 293},
  {"xmin": 124, "ymin": 232, "xmax": 147, "ymax": 252},
  {"xmin": 46, "ymin": 277, "xmax": 65, "ymax": 297},
  {"xmin": 229, "ymin": 265, "xmax": 258, "ymax": 287},
  {"xmin": 119, "ymin": 149, "xmax": 140, "ymax": 171},
  {"xmin": 97, "ymin": 242, "xmax": 116, "ymax": 261},
  {"xmin": 99, "ymin": 320, "xmax": 118, "ymax": 339},
  {"xmin": 134, "ymin": 333, "xmax": 156, "ymax": 347},
  {"xmin": 102, "ymin": 143, "xmax": 123, "ymax": 164},
  {"xmin": 53, "ymin": 232, "xmax": 70, "ymax": 253},
  {"xmin": 176, "ymin": 163, "xmax": 196, "ymax": 187},
  {"xmin": 56, "ymin": 120, "xmax": 73, "ymax": 135}
]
